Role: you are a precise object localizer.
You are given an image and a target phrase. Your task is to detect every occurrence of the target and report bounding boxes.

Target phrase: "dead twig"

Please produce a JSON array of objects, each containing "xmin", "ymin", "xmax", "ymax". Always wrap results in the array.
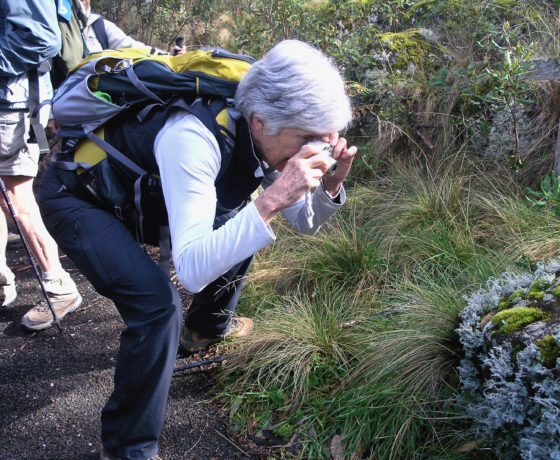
[{"xmin": 213, "ymin": 428, "xmax": 249, "ymax": 456}]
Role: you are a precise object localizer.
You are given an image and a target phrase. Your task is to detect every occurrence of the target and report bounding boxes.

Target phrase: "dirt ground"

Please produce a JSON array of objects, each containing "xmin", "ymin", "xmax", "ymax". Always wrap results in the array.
[{"xmin": 0, "ymin": 241, "xmax": 266, "ymax": 460}]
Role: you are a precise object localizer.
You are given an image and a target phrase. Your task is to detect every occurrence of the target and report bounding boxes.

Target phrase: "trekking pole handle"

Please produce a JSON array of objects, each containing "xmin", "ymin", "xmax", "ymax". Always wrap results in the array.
[{"xmin": 0, "ymin": 178, "xmax": 63, "ymax": 334}]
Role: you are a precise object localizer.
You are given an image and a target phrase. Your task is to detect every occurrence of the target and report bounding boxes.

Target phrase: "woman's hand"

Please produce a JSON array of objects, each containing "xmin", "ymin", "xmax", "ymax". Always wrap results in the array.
[
  {"xmin": 255, "ymin": 146, "xmax": 331, "ymax": 223},
  {"xmin": 254, "ymin": 137, "xmax": 356, "ymax": 223},
  {"xmin": 320, "ymin": 133, "xmax": 357, "ymax": 196}
]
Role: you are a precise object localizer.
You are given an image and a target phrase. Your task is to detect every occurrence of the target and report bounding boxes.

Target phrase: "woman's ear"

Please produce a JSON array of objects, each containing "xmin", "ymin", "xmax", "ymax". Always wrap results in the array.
[{"xmin": 249, "ymin": 115, "xmax": 265, "ymax": 136}]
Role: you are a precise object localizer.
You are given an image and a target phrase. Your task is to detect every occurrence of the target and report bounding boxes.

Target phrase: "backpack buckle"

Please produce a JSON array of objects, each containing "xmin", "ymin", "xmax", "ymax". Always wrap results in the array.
[{"xmin": 110, "ymin": 59, "xmax": 133, "ymax": 74}]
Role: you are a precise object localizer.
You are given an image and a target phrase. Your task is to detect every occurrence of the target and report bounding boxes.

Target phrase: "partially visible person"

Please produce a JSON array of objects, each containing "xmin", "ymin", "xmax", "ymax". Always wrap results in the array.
[
  {"xmin": 0, "ymin": 212, "xmax": 16, "ymax": 307},
  {"xmin": 38, "ymin": 39, "xmax": 355, "ymax": 459},
  {"xmin": 0, "ymin": 0, "xmax": 82, "ymax": 327},
  {"xmin": 79, "ymin": 0, "xmax": 162, "ymax": 53},
  {"xmin": 170, "ymin": 36, "xmax": 186, "ymax": 56},
  {"xmin": 49, "ymin": 0, "xmax": 170, "ymax": 136}
]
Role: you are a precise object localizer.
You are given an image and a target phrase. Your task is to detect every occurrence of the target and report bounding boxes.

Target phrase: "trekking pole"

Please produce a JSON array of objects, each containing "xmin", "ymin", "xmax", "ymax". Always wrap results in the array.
[
  {"xmin": 0, "ymin": 178, "xmax": 62, "ymax": 334},
  {"xmin": 173, "ymin": 355, "xmax": 228, "ymax": 374}
]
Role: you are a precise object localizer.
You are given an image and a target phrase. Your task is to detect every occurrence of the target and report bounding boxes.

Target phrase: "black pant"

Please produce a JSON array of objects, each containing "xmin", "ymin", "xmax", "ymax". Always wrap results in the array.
[
  {"xmin": 39, "ymin": 166, "xmax": 180, "ymax": 459},
  {"xmin": 186, "ymin": 254, "xmax": 252, "ymax": 337},
  {"xmin": 38, "ymin": 166, "xmax": 251, "ymax": 458}
]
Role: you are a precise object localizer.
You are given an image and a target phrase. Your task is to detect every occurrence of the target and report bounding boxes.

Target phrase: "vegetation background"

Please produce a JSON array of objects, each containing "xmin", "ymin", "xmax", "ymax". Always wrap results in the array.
[{"xmin": 90, "ymin": 1, "xmax": 560, "ymax": 458}]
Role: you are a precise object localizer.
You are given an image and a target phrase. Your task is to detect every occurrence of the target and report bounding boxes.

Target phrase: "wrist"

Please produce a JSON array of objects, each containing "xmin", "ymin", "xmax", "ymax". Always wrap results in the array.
[
  {"xmin": 321, "ymin": 176, "xmax": 342, "ymax": 198},
  {"xmin": 254, "ymin": 192, "xmax": 280, "ymax": 224}
]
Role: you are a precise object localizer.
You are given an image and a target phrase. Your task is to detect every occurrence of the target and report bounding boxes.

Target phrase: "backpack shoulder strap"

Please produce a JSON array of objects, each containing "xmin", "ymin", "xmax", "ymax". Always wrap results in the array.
[
  {"xmin": 167, "ymin": 97, "xmax": 236, "ymax": 181},
  {"xmin": 91, "ymin": 17, "xmax": 109, "ymax": 50},
  {"xmin": 27, "ymin": 68, "xmax": 50, "ymax": 157}
]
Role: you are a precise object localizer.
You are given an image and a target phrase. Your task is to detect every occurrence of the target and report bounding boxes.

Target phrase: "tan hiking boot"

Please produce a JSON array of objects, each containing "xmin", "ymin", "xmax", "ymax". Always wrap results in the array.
[
  {"xmin": 225, "ymin": 316, "xmax": 254, "ymax": 339},
  {"xmin": 21, "ymin": 271, "xmax": 82, "ymax": 331},
  {"xmin": 180, "ymin": 316, "xmax": 254, "ymax": 354}
]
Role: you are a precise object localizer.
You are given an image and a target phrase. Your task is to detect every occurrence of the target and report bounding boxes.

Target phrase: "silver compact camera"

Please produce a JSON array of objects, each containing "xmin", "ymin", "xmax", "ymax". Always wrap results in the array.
[{"xmin": 305, "ymin": 140, "xmax": 337, "ymax": 175}]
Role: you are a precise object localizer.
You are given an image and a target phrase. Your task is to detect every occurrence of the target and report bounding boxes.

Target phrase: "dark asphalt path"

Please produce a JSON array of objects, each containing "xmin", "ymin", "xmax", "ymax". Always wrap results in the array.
[{"xmin": 0, "ymin": 246, "xmax": 255, "ymax": 460}]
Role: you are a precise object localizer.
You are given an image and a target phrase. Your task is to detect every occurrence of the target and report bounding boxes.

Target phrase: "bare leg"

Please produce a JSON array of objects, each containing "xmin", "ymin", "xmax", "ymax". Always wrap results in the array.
[
  {"xmin": 0, "ymin": 210, "xmax": 8, "ymax": 270},
  {"xmin": 0, "ymin": 175, "xmax": 63, "ymax": 275}
]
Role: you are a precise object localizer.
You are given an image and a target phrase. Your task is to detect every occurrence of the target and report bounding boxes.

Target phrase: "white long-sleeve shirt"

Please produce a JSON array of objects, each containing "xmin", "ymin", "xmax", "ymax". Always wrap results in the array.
[
  {"xmin": 84, "ymin": 14, "xmax": 151, "ymax": 53},
  {"xmin": 154, "ymin": 111, "xmax": 346, "ymax": 293}
]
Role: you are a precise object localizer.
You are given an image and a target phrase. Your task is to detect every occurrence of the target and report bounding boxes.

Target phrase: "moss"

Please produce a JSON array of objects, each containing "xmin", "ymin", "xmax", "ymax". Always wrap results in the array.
[
  {"xmin": 491, "ymin": 307, "xmax": 551, "ymax": 334},
  {"xmin": 552, "ymin": 286, "xmax": 560, "ymax": 297},
  {"xmin": 511, "ymin": 343, "xmax": 525, "ymax": 364},
  {"xmin": 498, "ymin": 289, "xmax": 526, "ymax": 310},
  {"xmin": 527, "ymin": 290, "xmax": 545, "ymax": 301},
  {"xmin": 529, "ymin": 279, "xmax": 550, "ymax": 291},
  {"xmin": 273, "ymin": 422, "xmax": 295, "ymax": 439},
  {"xmin": 408, "ymin": 0, "xmax": 439, "ymax": 14},
  {"xmin": 535, "ymin": 335, "xmax": 560, "ymax": 369},
  {"xmin": 376, "ymin": 29, "xmax": 444, "ymax": 71},
  {"xmin": 527, "ymin": 279, "xmax": 550, "ymax": 301},
  {"xmin": 494, "ymin": 0, "xmax": 518, "ymax": 7}
]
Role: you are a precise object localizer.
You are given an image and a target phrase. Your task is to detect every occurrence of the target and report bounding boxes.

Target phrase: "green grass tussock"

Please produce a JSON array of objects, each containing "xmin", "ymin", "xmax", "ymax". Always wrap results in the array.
[
  {"xmin": 223, "ymin": 155, "xmax": 560, "ymax": 458},
  {"xmin": 223, "ymin": 287, "xmax": 369, "ymax": 406}
]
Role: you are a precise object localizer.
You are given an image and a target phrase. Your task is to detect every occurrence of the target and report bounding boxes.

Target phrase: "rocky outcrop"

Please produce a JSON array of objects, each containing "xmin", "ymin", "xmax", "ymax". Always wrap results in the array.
[{"xmin": 457, "ymin": 262, "xmax": 560, "ymax": 459}]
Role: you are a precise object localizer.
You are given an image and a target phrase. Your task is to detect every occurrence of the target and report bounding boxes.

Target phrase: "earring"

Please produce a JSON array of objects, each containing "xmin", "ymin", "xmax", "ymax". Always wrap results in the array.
[{"xmin": 258, "ymin": 130, "xmax": 263, "ymax": 135}]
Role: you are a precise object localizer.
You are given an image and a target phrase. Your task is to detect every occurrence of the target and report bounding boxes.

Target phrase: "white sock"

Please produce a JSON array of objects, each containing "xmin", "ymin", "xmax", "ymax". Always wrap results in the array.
[{"xmin": 42, "ymin": 270, "xmax": 62, "ymax": 280}]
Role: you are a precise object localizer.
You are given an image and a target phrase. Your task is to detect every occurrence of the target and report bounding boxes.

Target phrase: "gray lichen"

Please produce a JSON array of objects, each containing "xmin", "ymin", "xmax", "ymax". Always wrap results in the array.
[{"xmin": 456, "ymin": 261, "xmax": 560, "ymax": 459}]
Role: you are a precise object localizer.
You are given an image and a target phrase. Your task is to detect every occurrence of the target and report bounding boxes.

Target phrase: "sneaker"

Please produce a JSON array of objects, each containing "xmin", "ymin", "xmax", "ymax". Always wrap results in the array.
[
  {"xmin": 0, "ymin": 283, "xmax": 17, "ymax": 307},
  {"xmin": 0, "ymin": 269, "xmax": 16, "ymax": 307},
  {"xmin": 180, "ymin": 316, "xmax": 254, "ymax": 354},
  {"xmin": 21, "ymin": 272, "xmax": 82, "ymax": 331}
]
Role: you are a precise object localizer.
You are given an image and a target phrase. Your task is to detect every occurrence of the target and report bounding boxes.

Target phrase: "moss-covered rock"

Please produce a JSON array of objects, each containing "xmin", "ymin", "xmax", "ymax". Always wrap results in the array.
[
  {"xmin": 374, "ymin": 28, "xmax": 447, "ymax": 73},
  {"xmin": 457, "ymin": 261, "xmax": 560, "ymax": 459},
  {"xmin": 527, "ymin": 279, "xmax": 550, "ymax": 301},
  {"xmin": 491, "ymin": 306, "xmax": 551, "ymax": 334},
  {"xmin": 535, "ymin": 335, "xmax": 560, "ymax": 369},
  {"xmin": 497, "ymin": 289, "xmax": 525, "ymax": 310}
]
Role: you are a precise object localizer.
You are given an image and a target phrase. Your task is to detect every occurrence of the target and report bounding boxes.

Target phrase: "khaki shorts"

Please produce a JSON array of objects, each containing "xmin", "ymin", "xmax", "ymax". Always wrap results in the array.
[{"xmin": 0, "ymin": 111, "xmax": 39, "ymax": 177}]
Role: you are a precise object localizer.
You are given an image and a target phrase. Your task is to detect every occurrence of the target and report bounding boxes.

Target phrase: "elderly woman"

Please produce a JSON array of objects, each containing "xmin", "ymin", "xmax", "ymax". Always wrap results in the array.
[{"xmin": 38, "ymin": 40, "xmax": 356, "ymax": 460}]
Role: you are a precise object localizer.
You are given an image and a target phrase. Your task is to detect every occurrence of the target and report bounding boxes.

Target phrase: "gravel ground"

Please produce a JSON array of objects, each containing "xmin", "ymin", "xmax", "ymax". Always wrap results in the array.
[{"xmin": 0, "ymin": 243, "xmax": 261, "ymax": 460}]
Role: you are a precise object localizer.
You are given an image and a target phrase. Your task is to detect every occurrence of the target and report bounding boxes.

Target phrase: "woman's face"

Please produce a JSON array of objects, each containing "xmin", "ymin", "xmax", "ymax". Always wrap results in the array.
[{"xmin": 252, "ymin": 126, "xmax": 324, "ymax": 171}]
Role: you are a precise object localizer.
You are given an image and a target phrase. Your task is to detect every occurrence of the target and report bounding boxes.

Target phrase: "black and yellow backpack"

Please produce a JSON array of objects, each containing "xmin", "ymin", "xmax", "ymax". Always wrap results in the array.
[{"xmin": 52, "ymin": 47, "xmax": 255, "ymax": 252}]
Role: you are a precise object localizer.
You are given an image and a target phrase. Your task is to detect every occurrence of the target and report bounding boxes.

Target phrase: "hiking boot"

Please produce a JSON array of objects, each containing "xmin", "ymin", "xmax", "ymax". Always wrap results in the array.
[
  {"xmin": 225, "ymin": 316, "xmax": 254, "ymax": 339},
  {"xmin": 180, "ymin": 316, "xmax": 254, "ymax": 354},
  {"xmin": 21, "ymin": 272, "xmax": 82, "ymax": 331},
  {"xmin": 0, "ymin": 269, "xmax": 16, "ymax": 307}
]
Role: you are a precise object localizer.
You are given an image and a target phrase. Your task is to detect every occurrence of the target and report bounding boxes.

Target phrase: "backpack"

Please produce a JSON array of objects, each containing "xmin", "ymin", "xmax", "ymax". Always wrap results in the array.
[{"xmin": 52, "ymin": 47, "xmax": 255, "ymax": 262}]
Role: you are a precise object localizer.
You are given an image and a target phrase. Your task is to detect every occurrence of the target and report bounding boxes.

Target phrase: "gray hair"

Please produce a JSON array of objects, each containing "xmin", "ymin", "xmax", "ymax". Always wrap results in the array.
[{"xmin": 235, "ymin": 40, "xmax": 352, "ymax": 135}]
